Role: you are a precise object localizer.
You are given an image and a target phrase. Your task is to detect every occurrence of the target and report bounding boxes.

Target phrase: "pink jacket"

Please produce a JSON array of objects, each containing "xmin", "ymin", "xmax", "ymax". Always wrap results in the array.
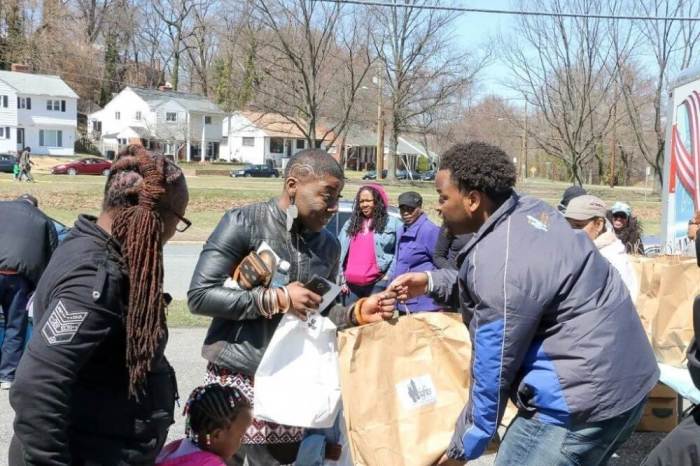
[{"xmin": 156, "ymin": 439, "xmax": 227, "ymax": 466}]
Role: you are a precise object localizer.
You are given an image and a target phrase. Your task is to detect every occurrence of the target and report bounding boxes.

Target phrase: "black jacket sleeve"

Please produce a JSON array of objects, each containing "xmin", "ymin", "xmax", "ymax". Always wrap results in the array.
[
  {"xmin": 433, "ymin": 228, "xmax": 455, "ymax": 270},
  {"xmin": 9, "ymin": 280, "xmax": 120, "ymax": 466},
  {"xmin": 188, "ymin": 209, "xmax": 264, "ymax": 321}
]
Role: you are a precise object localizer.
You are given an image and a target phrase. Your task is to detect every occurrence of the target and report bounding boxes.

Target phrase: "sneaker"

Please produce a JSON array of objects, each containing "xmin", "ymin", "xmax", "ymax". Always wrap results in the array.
[{"xmin": 0, "ymin": 381, "xmax": 12, "ymax": 390}]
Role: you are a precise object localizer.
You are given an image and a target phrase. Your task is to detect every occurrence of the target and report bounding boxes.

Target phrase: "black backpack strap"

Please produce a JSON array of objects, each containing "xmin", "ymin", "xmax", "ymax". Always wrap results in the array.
[{"xmin": 688, "ymin": 296, "xmax": 700, "ymax": 389}]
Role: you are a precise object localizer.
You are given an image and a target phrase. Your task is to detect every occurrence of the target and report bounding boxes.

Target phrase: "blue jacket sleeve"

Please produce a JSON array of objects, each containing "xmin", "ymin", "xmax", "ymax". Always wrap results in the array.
[{"xmin": 447, "ymin": 278, "xmax": 544, "ymax": 460}]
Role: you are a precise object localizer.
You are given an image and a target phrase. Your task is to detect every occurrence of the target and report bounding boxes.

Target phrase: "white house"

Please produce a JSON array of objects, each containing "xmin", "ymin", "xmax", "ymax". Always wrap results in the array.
[
  {"xmin": 221, "ymin": 111, "xmax": 335, "ymax": 166},
  {"xmin": 88, "ymin": 86, "xmax": 225, "ymax": 161},
  {"xmin": 0, "ymin": 68, "xmax": 78, "ymax": 156}
]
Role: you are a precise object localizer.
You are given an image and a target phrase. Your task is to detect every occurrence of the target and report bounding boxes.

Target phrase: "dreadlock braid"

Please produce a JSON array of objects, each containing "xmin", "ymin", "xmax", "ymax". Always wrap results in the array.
[
  {"xmin": 184, "ymin": 384, "xmax": 250, "ymax": 448},
  {"xmin": 105, "ymin": 145, "xmax": 183, "ymax": 397}
]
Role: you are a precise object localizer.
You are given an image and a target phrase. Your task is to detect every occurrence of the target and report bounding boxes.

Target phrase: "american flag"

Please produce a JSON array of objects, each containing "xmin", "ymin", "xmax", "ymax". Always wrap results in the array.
[{"xmin": 673, "ymin": 90, "xmax": 700, "ymax": 209}]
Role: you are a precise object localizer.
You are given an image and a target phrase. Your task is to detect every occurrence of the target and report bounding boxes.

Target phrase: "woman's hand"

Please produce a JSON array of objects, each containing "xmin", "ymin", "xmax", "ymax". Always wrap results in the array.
[
  {"xmin": 389, "ymin": 272, "xmax": 430, "ymax": 302},
  {"xmin": 359, "ymin": 290, "xmax": 397, "ymax": 323},
  {"xmin": 340, "ymin": 284, "xmax": 350, "ymax": 295},
  {"xmin": 282, "ymin": 282, "xmax": 322, "ymax": 321}
]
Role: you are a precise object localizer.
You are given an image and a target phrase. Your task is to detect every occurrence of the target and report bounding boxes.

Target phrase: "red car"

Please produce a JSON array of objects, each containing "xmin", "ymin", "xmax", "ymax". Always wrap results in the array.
[{"xmin": 51, "ymin": 157, "xmax": 112, "ymax": 176}]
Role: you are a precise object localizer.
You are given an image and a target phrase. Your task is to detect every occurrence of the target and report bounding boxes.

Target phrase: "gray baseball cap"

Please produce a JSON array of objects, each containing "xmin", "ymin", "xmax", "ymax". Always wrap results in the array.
[{"xmin": 564, "ymin": 195, "xmax": 608, "ymax": 221}]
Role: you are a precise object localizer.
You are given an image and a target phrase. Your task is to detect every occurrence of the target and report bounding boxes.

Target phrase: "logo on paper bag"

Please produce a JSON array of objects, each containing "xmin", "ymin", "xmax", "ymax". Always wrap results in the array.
[{"xmin": 396, "ymin": 375, "xmax": 437, "ymax": 409}]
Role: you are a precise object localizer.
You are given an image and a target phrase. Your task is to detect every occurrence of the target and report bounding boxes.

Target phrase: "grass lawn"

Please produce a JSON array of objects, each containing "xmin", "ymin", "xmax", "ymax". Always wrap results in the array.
[
  {"xmin": 0, "ymin": 169, "xmax": 663, "ymax": 239},
  {"xmin": 167, "ymin": 299, "xmax": 211, "ymax": 328}
]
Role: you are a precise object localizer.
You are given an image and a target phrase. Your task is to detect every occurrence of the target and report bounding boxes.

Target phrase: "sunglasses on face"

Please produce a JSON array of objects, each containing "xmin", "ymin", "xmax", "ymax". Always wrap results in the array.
[
  {"xmin": 164, "ymin": 207, "xmax": 191, "ymax": 233},
  {"xmin": 612, "ymin": 213, "xmax": 628, "ymax": 220},
  {"xmin": 399, "ymin": 205, "xmax": 418, "ymax": 213}
]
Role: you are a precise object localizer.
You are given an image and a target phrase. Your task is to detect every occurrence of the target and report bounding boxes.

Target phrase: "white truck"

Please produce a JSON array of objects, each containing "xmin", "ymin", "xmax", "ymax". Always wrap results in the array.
[{"xmin": 661, "ymin": 64, "xmax": 700, "ymax": 254}]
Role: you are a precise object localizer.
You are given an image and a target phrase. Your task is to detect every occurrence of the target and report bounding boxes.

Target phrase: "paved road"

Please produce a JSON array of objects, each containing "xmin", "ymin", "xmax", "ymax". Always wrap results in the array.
[
  {"xmin": 163, "ymin": 242, "xmax": 204, "ymax": 300},
  {"xmin": 1, "ymin": 327, "xmax": 665, "ymax": 465}
]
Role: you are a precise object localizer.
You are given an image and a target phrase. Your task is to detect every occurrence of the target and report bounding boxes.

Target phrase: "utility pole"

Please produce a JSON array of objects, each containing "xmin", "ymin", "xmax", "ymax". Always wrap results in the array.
[
  {"xmin": 522, "ymin": 101, "xmax": 528, "ymax": 179},
  {"xmin": 375, "ymin": 74, "xmax": 384, "ymax": 180},
  {"xmin": 610, "ymin": 100, "xmax": 617, "ymax": 188}
]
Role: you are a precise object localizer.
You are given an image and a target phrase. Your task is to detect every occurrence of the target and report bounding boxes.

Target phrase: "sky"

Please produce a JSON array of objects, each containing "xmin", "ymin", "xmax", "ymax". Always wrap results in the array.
[{"xmin": 451, "ymin": 0, "xmax": 522, "ymax": 100}]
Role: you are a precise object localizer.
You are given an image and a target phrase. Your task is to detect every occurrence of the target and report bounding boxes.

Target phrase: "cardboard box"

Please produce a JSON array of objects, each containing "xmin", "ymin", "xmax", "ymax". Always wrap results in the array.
[{"xmin": 636, "ymin": 383, "xmax": 680, "ymax": 433}]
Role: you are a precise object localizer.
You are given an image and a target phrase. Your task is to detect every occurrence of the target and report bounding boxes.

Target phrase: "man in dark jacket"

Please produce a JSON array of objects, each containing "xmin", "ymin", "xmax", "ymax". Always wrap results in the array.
[
  {"xmin": 433, "ymin": 224, "xmax": 471, "ymax": 270},
  {"xmin": 0, "ymin": 194, "xmax": 57, "ymax": 389},
  {"xmin": 391, "ymin": 142, "xmax": 658, "ymax": 466}
]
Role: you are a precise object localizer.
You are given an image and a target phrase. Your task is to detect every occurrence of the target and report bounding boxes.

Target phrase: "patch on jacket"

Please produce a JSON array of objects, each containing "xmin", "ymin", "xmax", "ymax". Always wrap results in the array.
[
  {"xmin": 41, "ymin": 300, "xmax": 88, "ymax": 345},
  {"xmin": 527, "ymin": 215, "xmax": 549, "ymax": 232}
]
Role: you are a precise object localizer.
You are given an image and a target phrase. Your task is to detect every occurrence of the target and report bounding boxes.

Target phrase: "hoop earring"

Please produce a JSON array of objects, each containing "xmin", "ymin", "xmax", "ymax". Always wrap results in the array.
[{"xmin": 286, "ymin": 196, "xmax": 298, "ymax": 232}]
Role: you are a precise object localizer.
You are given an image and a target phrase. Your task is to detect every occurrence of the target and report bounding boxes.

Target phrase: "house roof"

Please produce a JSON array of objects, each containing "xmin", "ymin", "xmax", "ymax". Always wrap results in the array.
[
  {"xmin": 341, "ymin": 126, "xmax": 437, "ymax": 159},
  {"xmin": 129, "ymin": 87, "xmax": 225, "ymax": 115},
  {"xmin": 0, "ymin": 70, "xmax": 79, "ymax": 98},
  {"xmin": 238, "ymin": 111, "xmax": 336, "ymax": 140}
]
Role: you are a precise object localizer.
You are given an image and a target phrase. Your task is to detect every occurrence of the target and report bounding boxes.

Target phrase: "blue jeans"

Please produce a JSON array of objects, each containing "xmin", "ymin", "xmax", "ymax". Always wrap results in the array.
[
  {"xmin": 0, "ymin": 274, "xmax": 31, "ymax": 382},
  {"xmin": 495, "ymin": 398, "xmax": 646, "ymax": 466}
]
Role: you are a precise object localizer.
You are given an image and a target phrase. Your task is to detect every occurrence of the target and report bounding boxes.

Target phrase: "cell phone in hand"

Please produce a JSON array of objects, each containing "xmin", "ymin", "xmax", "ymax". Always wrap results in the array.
[{"xmin": 304, "ymin": 275, "xmax": 332, "ymax": 296}]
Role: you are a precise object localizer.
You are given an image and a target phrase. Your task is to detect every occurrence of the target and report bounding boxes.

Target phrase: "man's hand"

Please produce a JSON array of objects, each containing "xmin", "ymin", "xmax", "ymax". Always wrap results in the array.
[
  {"xmin": 389, "ymin": 272, "xmax": 430, "ymax": 302},
  {"xmin": 283, "ymin": 282, "xmax": 322, "ymax": 321},
  {"xmin": 360, "ymin": 290, "xmax": 397, "ymax": 323},
  {"xmin": 434, "ymin": 453, "xmax": 466, "ymax": 466},
  {"xmin": 340, "ymin": 284, "xmax": 350, "ymax": 295}
]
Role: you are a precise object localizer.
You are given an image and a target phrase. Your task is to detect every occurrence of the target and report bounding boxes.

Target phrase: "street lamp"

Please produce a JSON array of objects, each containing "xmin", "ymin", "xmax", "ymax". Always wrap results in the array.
[{"xmin": 372, "ymin": 75, "xmax": 384, "ymax": 178}]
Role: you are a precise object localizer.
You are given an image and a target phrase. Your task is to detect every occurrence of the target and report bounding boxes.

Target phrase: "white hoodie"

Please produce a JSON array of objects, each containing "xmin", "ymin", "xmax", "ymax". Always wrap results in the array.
[{"xmin": 595, "ymin": 230, "xmax": 639, "ymax": 301}]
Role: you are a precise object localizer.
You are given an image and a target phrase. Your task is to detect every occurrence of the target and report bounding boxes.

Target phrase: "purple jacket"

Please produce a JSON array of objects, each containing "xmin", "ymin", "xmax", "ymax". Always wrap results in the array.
[{"xmin": 391, "ymin": 214, "xmax": 441, "ymax": 311}]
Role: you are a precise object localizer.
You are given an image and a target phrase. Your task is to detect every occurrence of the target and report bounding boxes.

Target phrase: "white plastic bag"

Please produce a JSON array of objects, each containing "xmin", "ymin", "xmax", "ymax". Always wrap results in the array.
[{"xmin": 254, "ymin": 312, "xmax": 342, "ymax": 428}]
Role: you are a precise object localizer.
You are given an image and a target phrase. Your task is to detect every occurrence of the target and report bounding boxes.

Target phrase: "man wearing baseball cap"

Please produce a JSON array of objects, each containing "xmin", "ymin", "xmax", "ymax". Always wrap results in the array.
[{"xmin": 390, "ymin": 191, "xmax": 441, "ymax": 312}]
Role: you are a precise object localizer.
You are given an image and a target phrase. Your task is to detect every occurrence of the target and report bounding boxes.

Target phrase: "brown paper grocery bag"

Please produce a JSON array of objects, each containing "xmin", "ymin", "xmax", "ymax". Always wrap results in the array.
[
  {"xmin": 654, "ymin": 257, "xmax": 699, "ymax": 366},
  {"xmin": 338, "ymin": 312, "xmax": 471, "ymax": 466},
  {"xmin": 630, "ymin": 255, "xmax": 661, "ymax": 342}
]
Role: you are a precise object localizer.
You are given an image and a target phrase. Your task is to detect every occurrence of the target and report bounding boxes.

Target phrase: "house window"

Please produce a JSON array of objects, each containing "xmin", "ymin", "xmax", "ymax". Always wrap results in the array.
[
  {"xmin": 92, "ymin": 120, "xmax": 102, "ymax": 133},
  {"xmin": 269, "ymin": 137, "xmax": 284, "ymax": 154},
  {"xmin": 46, "ymin": 99, "xmax": 62, "ymax": 111},
  {"xmin": 1, "ymin": 96, "xmax": 8, "ymax": 108},
  {"xmin": 39, "ymin": 129, "xmax": 63, "ymax": 147},
  {"xmin": 0, "ymin": 127, "xmax": 10, "ymax": 139},
  {"xmin": 117, "ymin": 138, "xmax": 127, "ymax": 145},
  {"xmin": 115, "ymin": 111, "xmax": 121, "ymax": 120},
  {"xmin": 315, "ymin": 140, "xmax": 323, "ymax": 148},
  {"xmin": 242, "ymin": 137, "xmax": 255, "ymax": 147},
  {"xmin": 166, "ymin": 112, "xmax": 177, "ymax": 122},
  {"xmin": 17, "ymin": 97, "xmax": 31, "ymax": 109},
  {"xmin": 205, "ymin": 116, "xmax": 212, "ymax": 124},
  {"xmin": 296, "ymin": 139, "xmax": 305, "ymax": 149},
  {"xmin": 135, "ymin": 111, "xmax": 142, "ymax": 120}
]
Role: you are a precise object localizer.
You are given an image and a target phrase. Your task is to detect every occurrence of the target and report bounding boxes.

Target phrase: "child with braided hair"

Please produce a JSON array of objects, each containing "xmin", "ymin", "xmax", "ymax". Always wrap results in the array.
[{"xmin": 157, "ymin": 384, "xmax": 253, "ymax": 466}]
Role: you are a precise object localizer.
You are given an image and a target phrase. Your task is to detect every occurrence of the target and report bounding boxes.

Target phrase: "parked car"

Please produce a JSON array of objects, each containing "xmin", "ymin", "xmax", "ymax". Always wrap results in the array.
[
  {"xmin": 51, "ymin": 157, "xmax": 112, "ymax": 176},
  {"xmin": 324, "ymin": 199, "xmax": 401, "ymax": 237},
  {"xmin": 420, "ymin": 170, "xmax": 436, "ymax": 181},
  {"xmin": 0, "ymin": 153, "xmax": 17, "ymax": 173},
  {"xmin": 231, "ymin": 164, "xmax": 280, "ymax": 178},
  {"xmin": 362, "ymin": 169, "xmax": 388, "ymax": 180}
]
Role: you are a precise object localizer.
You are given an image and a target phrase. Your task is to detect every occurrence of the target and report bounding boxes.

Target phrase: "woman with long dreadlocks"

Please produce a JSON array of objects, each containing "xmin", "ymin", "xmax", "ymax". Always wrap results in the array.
[
  {"xmin": 9, "ymin": 145, "xmax": 189, "ymax": 465},
  {"xmin": 338, "ymin": 183, "xmax": 400, "ymax": 305}
]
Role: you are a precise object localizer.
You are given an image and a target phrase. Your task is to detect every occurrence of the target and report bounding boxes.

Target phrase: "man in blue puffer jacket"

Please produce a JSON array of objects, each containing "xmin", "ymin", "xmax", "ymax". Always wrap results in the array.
[{"xmin": 391, "ymin": 142, "xmax": 659, "ymax": 466}]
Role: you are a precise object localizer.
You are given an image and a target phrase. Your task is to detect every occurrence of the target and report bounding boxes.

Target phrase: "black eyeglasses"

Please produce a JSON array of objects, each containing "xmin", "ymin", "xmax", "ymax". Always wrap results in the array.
[{"xmin": 166, "ymin": 208, "xmax": 191, "ymax": 233}]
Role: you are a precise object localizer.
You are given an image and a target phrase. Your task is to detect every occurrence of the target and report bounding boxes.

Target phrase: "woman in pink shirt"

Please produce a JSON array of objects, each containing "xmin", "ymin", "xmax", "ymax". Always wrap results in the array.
[{"xmin": 338, "ymin": 184, "xmax": 400, "ymax": 305}]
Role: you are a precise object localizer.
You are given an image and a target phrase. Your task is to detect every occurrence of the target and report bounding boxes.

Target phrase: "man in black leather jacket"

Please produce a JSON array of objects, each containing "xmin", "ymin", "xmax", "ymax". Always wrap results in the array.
[{"xmin": 188, "ymin": 149, "xmax": 396, "ymax": 465}]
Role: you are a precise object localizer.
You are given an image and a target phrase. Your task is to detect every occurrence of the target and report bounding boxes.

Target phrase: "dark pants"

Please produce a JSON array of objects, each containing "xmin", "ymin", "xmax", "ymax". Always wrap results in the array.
[
  {"xmin": 495, "ymin": 398, "xmax": 646, "ymax": 466},
  {"xmin": 642, "ymin": 404, "xmax": 700, "ymax": 466},
  {"xmin": 0, "ymin": 274, "xmax": 30, "ymax": 382},
  {"xmin": 342, "ymin": 280, "xmax": 387, "ymax": 307}
]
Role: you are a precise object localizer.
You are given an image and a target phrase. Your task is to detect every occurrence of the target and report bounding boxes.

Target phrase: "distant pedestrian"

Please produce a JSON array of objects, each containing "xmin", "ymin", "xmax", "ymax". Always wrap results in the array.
[
  {"xmin": 0, "ymin": 194, "xmax": 57, "ymax": 390},
  {"xmin": 608, "ymin": 201, "xmax": 645, "ymax": 255},
  {"xmin": 390, "ymin": 191, "xmax": 442, "ymax": 312},
  {"xmin": 18, "ymin": 147, "xmax": 34, "ymax": 183}
]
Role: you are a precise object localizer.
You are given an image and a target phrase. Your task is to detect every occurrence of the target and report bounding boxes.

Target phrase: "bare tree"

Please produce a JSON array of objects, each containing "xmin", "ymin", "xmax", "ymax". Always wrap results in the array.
[
  {"xmin": 614, "ymin": 0, "xmax": 700, "ymax": 186},
  {"xmin": 153, "ymin": 0, "xmax": 196, "ymax": 90},
  {"xmin": 185, "ymin": 0, "xmax": 221, "ymax": 96},
  {"xmin": 372, "ymin": 0, "xmax": 486, "ymax": 181},
  {"xmin": 249, "ymin": 0, "xmax": 373, "ymax": 148},
  {"xmin": 504, "ymin": 0, "xmax": 621, "ymax": 184},
  {"xmin": 71, "ymin": 0, "xmax": 114, "ymax": 43}
]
